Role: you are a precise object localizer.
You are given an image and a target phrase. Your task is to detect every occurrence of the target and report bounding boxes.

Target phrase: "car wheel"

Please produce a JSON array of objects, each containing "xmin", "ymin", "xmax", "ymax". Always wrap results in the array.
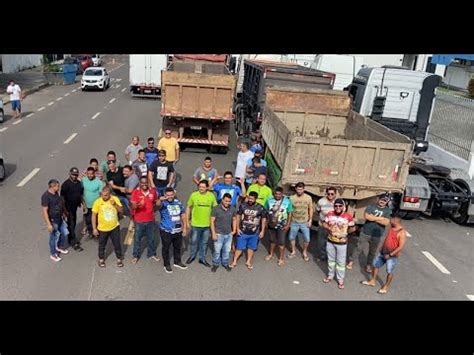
[
  {"xmin": 0, "ymin": 109, "xmax": 4, "ymax": 123},
  {"xmin": 0, "ymin": 162, "xmax": 5, "ymax": 181}
]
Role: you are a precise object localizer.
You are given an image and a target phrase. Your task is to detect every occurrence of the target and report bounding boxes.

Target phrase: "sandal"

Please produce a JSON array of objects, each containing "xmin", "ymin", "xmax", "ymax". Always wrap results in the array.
[
  {"xmin": 277, "ymin": 259, "xmax": 285, "ymax": 266},
  {"xmin": 246, "ymin": 264, "xmax": 254, "ymax": 270},
  {"xmin": 303, "ymin": 255, "xmax": 310, "ymax": 262},
  {"xmin": 98, "ymin": 260, "xmax": 106, "ymax": 268},
  {"xmin": 323, "ymin": 277, "xmax": 333, "ymax": 283},
  {"xmin": 377, "ymin": 288, "xmax": 388, "ymax": 294},
  {"xmin": 265, "ymin": 254, "xmax": 274, "ymax": 261},
  {"xmin": 117, "ymin": 260, "xmax": 124, "ymax": 268},
  {"xmin": 346, "ymin": 261, "xmax": 353, "ymax": 270},
  {"xmin": 361, "ymin": 280, "xmax": 375, "ymax": 287},
  {"xmin": 338, "ymin": 282, "xmax": 345, "ymax": 289},
  {"xmin": 131, "ymin": 257, "xmax": 139, "ymax": 264},
  {"xmin": 365, "ymin": 266, "xmax": 372, "ymax": 273},
  {"xmin": 288, "ymin": 253, "xmax": 296, "ymax": 259}
]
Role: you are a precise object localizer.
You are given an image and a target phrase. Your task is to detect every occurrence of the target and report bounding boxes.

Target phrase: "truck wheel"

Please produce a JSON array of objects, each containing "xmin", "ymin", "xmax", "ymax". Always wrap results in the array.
[
  {"xmin": 0, "ymin": 162, "xmax": 5, "ymax": 181},
  {"xmin": 398, "ymin": 210, "xmax": 420, "ymax": 220},
  {"xmin": 451, "ymin": 201, "xmax": 469, "ymax": 225},
  {"xmin": 209, "ymin": 145, "xmax": 220, "ymax": 154},
  {"xmin": 0, "ymin": 109, "xmax": 4, "ymax": 123}
]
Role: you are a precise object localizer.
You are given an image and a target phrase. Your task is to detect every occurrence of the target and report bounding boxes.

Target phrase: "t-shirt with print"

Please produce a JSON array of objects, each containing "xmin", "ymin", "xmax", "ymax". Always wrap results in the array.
[
  {"xmin": 362, "ymin": 203, "xmax": 392, "ymax": 238},
  {"xmin": 265, "ymin": 196, "xmax": 293, "ymax": 229},
  {"xmin": 317, "ymin": 197, "xmax": 335, "ymax": 225},
  {"xmin": 82, "ymin": 177, "xmax": 103, "ymax": 208},
  {"xmin": 325, "ymin": 211, "xmax": 355, "ymax": 244},
  {"xmin": 237, "ymin": 202, "xmax": 267, "ymax": 235},
  {"xmin": 132, "ymin": 159, "xmax": 148, "ymax": 178},
  {"xmin": 290, "ymin": 193, "xmax": 312, "ymax": 223},
  {"xmin": 159, "ymin": 199, "xmax": 185, "ymax": 234},
  {"xmin": 125, "ymin": 144, "xmax": 143, "ymax": 163},
  {"xmin": 213, "ymin": 183, "xmax": 242, "ymax": 206},
  {"xmin": 187, "ymin": 191, "xmax": 217, "ymax": 228},
  {"xmin": 130, "ymin": 188, "xmax": 157, "ymax": 223},
  {"xmin": 41, "ymin": 191, "xmax": 63, "ymax": 223},
  {"xmin": 144, "ymin": 147, "xmax": 160, "ymax": 167},
  {"xmin": 194, "ymin": 167, "xmax": 217, "ymax": 183},
  {"xmin": 212, "ymin": 204, "xmax": 236, "ymax": 235},
  {"xmin": 158, "ymin": 137, "xmax": 179, "ymax": 162},
  {"xmin": 246, "ymin": 183, "xmax": 273, "ymax": 206},
  {"xmin": 149, "ymin": 160, "xmax": 175, "ymax": 188},
  {"xmin": 92, "ymin": 196, "xmax": 122, "ymax": 232}
]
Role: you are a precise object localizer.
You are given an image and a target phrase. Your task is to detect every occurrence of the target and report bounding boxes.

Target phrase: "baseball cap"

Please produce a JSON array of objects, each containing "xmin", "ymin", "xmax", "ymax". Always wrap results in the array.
[
  {"xmin": 334, "ymin": 198, "xmax": 345, "ymax": 206},
  {"xmin": 69, "ymin": 167, "xmax": 79, "ymax": 175},
  {"xmin": 378, "ymin": 193, "xmax": 390, "ymax": 202}
]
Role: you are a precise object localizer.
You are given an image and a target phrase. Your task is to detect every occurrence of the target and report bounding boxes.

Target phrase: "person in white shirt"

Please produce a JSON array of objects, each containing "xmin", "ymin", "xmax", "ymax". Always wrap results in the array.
[
  {"xmin": 235, "ymin": 142, "xmax": 254, "ymax": 181},
  {"xmin": 6, "ymin": 80, "xmax": 22, "ymax": 119}
]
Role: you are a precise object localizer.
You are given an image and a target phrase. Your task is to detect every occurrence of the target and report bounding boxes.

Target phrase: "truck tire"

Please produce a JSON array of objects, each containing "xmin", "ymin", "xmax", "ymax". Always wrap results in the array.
[
  {"xmin": 450, "ymin": 179, "xmax": 471, "ymax": 225},
  {"xmin": 0, "ymin": 109, "xmax": 4, "ymax": 123},
  {"xmin": 398, "ymin": 210, "xmax": 421, "ymax": 220},
  {"xmin": 0, "ymin": 162, "xmax": 5, "ymax": 181}
]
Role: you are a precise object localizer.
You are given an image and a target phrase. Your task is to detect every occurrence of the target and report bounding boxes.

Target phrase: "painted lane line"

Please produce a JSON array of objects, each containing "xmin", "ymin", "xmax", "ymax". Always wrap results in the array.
[
  {"xmin": 121, "ymin": 87, "xmax": 126, "ymax": 93},
  {"xmin": 26, "ymin": 113, "xmax": 34, "ymax": 118},
  {"xmin": 109, "ymin": 98, "xmax": 116, "ymax": 103},
  {"xmin": 64, "ymin": 93, "xmax": 70, "ymax": 97},
  {"xmin": 48, "ymin": 101, "xmax": 54, "ymax": 106},
  {"xmin": 38, "ymin": 107, "xmax": 45, "ymax": 111},
  {"xmin": 12, "ymin": 119, "xmax": 23, "ymax": 125},
  {"xmin": 72, "ymin": 89, "xmax": 77, "ymax": 93},
  {"xmin": 421, "ymin": 251, "xmax": 451, "ymax": 275},
  {"xmin": 56, "ymin": 97, "xmax": 63, "ymax": 101},
  {"xmin": 116, "ymin": 78, "xmax": 122, "ymax": 82},
  {"xmin": 115, "ymin": 84, "xmax": 121, "ymax": 89},
  {"xmin": 0, "ymin": 127, "xmax": 8, "ymax": 132},
  {"xmin": 63, "ymin": 133, "xmax": 78, "ymax": 144},
  {"xmin": 406, "ymin": 232, "xmax": 412, "ymax": 237},
  {"xmin": 91, "ymin": 112, "xmax": 101, "ymax": 120},
  {"xmin": 17, "ymin": 168, "xmax": 41, "ymax": 187},
  {"xmin": 466, "ymin": 295, "xmax": 474, "ymax": 301}
]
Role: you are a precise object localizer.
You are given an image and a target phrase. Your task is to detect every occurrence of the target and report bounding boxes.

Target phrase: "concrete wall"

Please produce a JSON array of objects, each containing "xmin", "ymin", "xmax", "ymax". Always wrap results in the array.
[{"xmin": 1, "ymin": 55, "xmax": 42, "ymax": 73}]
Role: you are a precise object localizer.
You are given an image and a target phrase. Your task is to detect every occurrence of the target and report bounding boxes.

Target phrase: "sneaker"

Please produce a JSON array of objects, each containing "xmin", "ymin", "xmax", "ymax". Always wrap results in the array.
[
  {"xmin": 173, "ymin": 262, "xmax": 188, "ymax": 270},
  {"xmin": 50, "ymin": 254, "xmax": 62, "ymax": 262},
  {"xmin": 211, "ymin": 265, "xmax": 218, "ymax": 273},
  {"xmin": 56, "ymin": 248, "xmax": 69, "ymax": 254},
  {"xmin": 164, "ymin": 265, "xmax": 173, "ymax": 273},
  {"xmin": 73, "ymin": 244, "xmax": 84, "ymax": 252},
  {"xmin": 223, "ymin": 265, "xmax": 232, "ymax": 272},
  {"xmin": 149, "ymin": 255, "xmax": 160, "ymax": 262},
  {"xmin": 131, "ymin": 257, "xmax": 139, "ymax": 264}
]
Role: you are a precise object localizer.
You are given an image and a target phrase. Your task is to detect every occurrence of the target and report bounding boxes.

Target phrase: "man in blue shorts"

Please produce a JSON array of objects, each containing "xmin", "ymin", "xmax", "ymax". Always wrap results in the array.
[{"xmin": 230, "ymin": 191, "xmax": 267, "ymax": 270}]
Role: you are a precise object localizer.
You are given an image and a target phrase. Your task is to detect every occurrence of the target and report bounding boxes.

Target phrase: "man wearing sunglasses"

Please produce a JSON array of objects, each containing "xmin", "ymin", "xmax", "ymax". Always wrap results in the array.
[
  {"xmin": 316, "ymin": 187, "xmax": 337, "ymax": 261},
  {"xmin": 322, "ymin": 198, "xmax": 355, "ymax": 289},
  {"xmin": 158, "ymin": 129, "xmax": 180, "ymax": 168}
]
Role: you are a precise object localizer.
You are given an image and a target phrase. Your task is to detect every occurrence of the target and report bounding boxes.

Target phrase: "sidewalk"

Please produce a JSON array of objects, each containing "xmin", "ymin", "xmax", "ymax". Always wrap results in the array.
[{"xmin": 0, "ymin": 65, "xmax": 49, "ymax": 105}]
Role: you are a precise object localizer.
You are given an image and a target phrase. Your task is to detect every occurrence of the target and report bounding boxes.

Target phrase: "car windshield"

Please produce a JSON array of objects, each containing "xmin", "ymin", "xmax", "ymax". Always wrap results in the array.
[{"xmin": 84, "ymin": 69, "xmax": 103, "ymax": 76}]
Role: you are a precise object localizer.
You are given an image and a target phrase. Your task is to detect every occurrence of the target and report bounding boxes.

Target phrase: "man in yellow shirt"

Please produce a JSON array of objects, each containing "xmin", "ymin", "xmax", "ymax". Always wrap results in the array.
[
  {"xmin": 158, "ymin": 129, "xmax": 180, "ymax": 166},
  {"xmin": 92, "ymin": 186, "xmax": 124, "ymax": 268}
]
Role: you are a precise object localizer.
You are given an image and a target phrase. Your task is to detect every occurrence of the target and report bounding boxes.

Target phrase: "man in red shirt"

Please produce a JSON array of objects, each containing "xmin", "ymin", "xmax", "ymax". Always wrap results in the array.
[{"xmin": 130, "ymin": 176, "xmax": 160, "ymax": 264}]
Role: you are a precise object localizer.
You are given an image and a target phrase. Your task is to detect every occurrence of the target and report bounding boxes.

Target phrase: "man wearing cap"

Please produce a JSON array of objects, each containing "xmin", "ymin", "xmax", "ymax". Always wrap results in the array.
[
  {"xmin": 346, "ymin": 194, "xmax": 392, "ymax": 273},
  {"xmin": 41, "ymin": 179, "xmax": 69, "ymax": 262},
  {"xmin": 322, "ymin": 198, "xmax": 355, "ymax": 289},
  {"xmin": 6, "ymin": 80, "xmax": 22, "ymax": 119},
  {"xmin": 158, "ymin": 129, "xmax": 180, "ymax": 168},
  {"xmin": 60, "ymin": 168, "xmax": 85, "ymax": 252}
]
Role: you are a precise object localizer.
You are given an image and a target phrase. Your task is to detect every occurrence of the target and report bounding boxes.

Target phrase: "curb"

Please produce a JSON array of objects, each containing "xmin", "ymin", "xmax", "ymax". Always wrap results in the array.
[{"xmin": 2, "ymin": 82, "xmax": 50, "ymax": 105}]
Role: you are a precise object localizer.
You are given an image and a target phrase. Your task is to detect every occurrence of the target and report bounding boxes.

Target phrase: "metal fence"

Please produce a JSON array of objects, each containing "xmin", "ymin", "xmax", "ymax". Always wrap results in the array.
[{"xmin": 429, "ymin": 90, "xmax": 474, "ymax": 161}]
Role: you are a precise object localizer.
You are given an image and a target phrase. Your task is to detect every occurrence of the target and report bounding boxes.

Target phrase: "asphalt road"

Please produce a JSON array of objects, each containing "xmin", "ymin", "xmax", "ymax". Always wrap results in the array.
[{"xmin": 0, "ymin": 55, "xmax": 472, "ymax": 300}]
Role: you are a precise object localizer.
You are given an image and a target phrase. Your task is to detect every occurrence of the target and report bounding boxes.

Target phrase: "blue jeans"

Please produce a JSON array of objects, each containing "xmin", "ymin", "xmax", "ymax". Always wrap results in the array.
[
  {"xmin": 212, "ymin": 233, "xmax": 233, "ymax": 266},
  {"xmin": 155, "ymin": 186, "xmax": 166, "ymax": 197},
  {"xmin": 118, "ymin": 195, "xmax": 130, "ymax": 216},
  {"xmin": 132, "ymin": 221, "xmax": 156, "ymax": 258},
  {"xmin": 49, "ymin": 220, "xmax": 67, "ymax": 256},
  {"xmin": 190, "ymin": 226, "xmax": 210, "ymax": 261}
]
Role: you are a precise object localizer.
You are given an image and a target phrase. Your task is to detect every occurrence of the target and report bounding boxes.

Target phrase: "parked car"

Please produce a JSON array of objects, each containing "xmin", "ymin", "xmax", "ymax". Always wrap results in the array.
[
  {"xmin": 77, "ymin": 55, "xmax": 93, "ymax": 71},
  {"xmin": 92, "ymin": 54, "xmax": 103, "ymax": 66},
  {"xmin": 0, "ymin": 98, "xmax": 4, "ymax": 123},
  {"xmin": 81, "ymin": 67, "xmax": 110, "ymax": 91},
  {"xmin": 63, "ymin": 56, "xmax": 83, "ymax": 75}
]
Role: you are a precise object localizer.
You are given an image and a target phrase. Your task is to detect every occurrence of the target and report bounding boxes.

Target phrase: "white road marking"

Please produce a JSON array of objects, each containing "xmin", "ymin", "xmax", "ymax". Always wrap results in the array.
[
  {"xmin": 110, "ymin": 78, "xmax": 115, "ymax": 82},
  {"xmin": 12, "ymin": 119, "xmax": 22, "ymax": 125},
  {"xmin": 38, "ymin": 107, "xmax": 45, "ymax": 111},
  {"xmin": 293, "ymin": 281, "xmax": 300, "ymax": 285},
  {"xmin": 88, "ymin": 267, "xmax": 96, "ymax": 301},
  {"xmin": 452, "ymin": 280, "xmax": 458, "ymax": 283},
  {"xmin": 115, "ymin": 84, "xmax": 121, "ymax": 89},
  {"xmin": 48, "ymin": 101, "xmax": 54, "ymax": 106},
  {"xmin": 0, "ymin": 127, "xmax": 8, "ymax": 132},
  {"xmin": 121, "ymin": 87, "xmax": 126, "ymax": 93},
  {"xmin": 64, "ymin": 93, "xmax": 70, "ymax": 97},
  {"xmin": 406, "ymin": 231, "xmax": 412, "ymax": 237},
  {"xmin": 421, "ymin": 251, "xmax": 451, "ymax": 275},
  {"xmin": 56, "ymin": 97, "xmax": 63, "ymax": 101},
  {"xmin": 109, "ymin": 98, "xmax": 116, "ymax": 103},
  {"xmin": 63, "ymin": 133, "xmax": 78, "ymax": 144},
  {"xmin": 116, "ymin": 78, "xmax": 122, "ymax": 82},
  {"xmin": 91, "ymin": 112, "xmax": 101, "ymax": 120},
  {"xmin": 467, "ymin": 295, "xmax": 474, "ymax": 301},
  {"xmin": 108, "ymin": 63, "xmax": 125, "ymax": 72},
  {"xmin": 17, "ymin": 168, "xmax": 41, "ymax": 187},
  {"xmin": 72, "ymin": 89, "xmax": 77, "ymax": 93},
  {"xmin": 26, "ymin": 113, "xmax": 34, "ymax": 118}
]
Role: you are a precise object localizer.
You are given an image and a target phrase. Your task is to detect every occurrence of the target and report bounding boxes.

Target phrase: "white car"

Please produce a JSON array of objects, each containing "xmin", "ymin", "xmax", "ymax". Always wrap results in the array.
[
  {"xmin": 81, "ymin": 67, "xmax": 110, "ymax": 91},
  {"xmin": 92, "ymin": 54, "xmax": 103, "ymax": 66}
]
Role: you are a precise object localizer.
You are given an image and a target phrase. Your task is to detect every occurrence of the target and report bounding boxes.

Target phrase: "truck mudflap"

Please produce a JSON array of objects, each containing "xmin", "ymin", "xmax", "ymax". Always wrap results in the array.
[
  {"xmin": 400, "ymin": 174, "xmax": 431, "ymax": 212},
  {"xmin": 177, "ymin": 138, "xmax": 228, "ymax": 146}
]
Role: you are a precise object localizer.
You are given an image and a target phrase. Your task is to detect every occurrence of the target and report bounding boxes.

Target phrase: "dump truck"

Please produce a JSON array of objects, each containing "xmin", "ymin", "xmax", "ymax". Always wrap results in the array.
[
  {"xmin": 260, "ymin": 88, "xmax": 434, "ymax": 224},
  {"xmin": 234, "ymin": 60, "xmax": 335, "ymax": 136},
  {"xmin": 160, "ymin": 55, "xmax": 236, "ymax": 154}
]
